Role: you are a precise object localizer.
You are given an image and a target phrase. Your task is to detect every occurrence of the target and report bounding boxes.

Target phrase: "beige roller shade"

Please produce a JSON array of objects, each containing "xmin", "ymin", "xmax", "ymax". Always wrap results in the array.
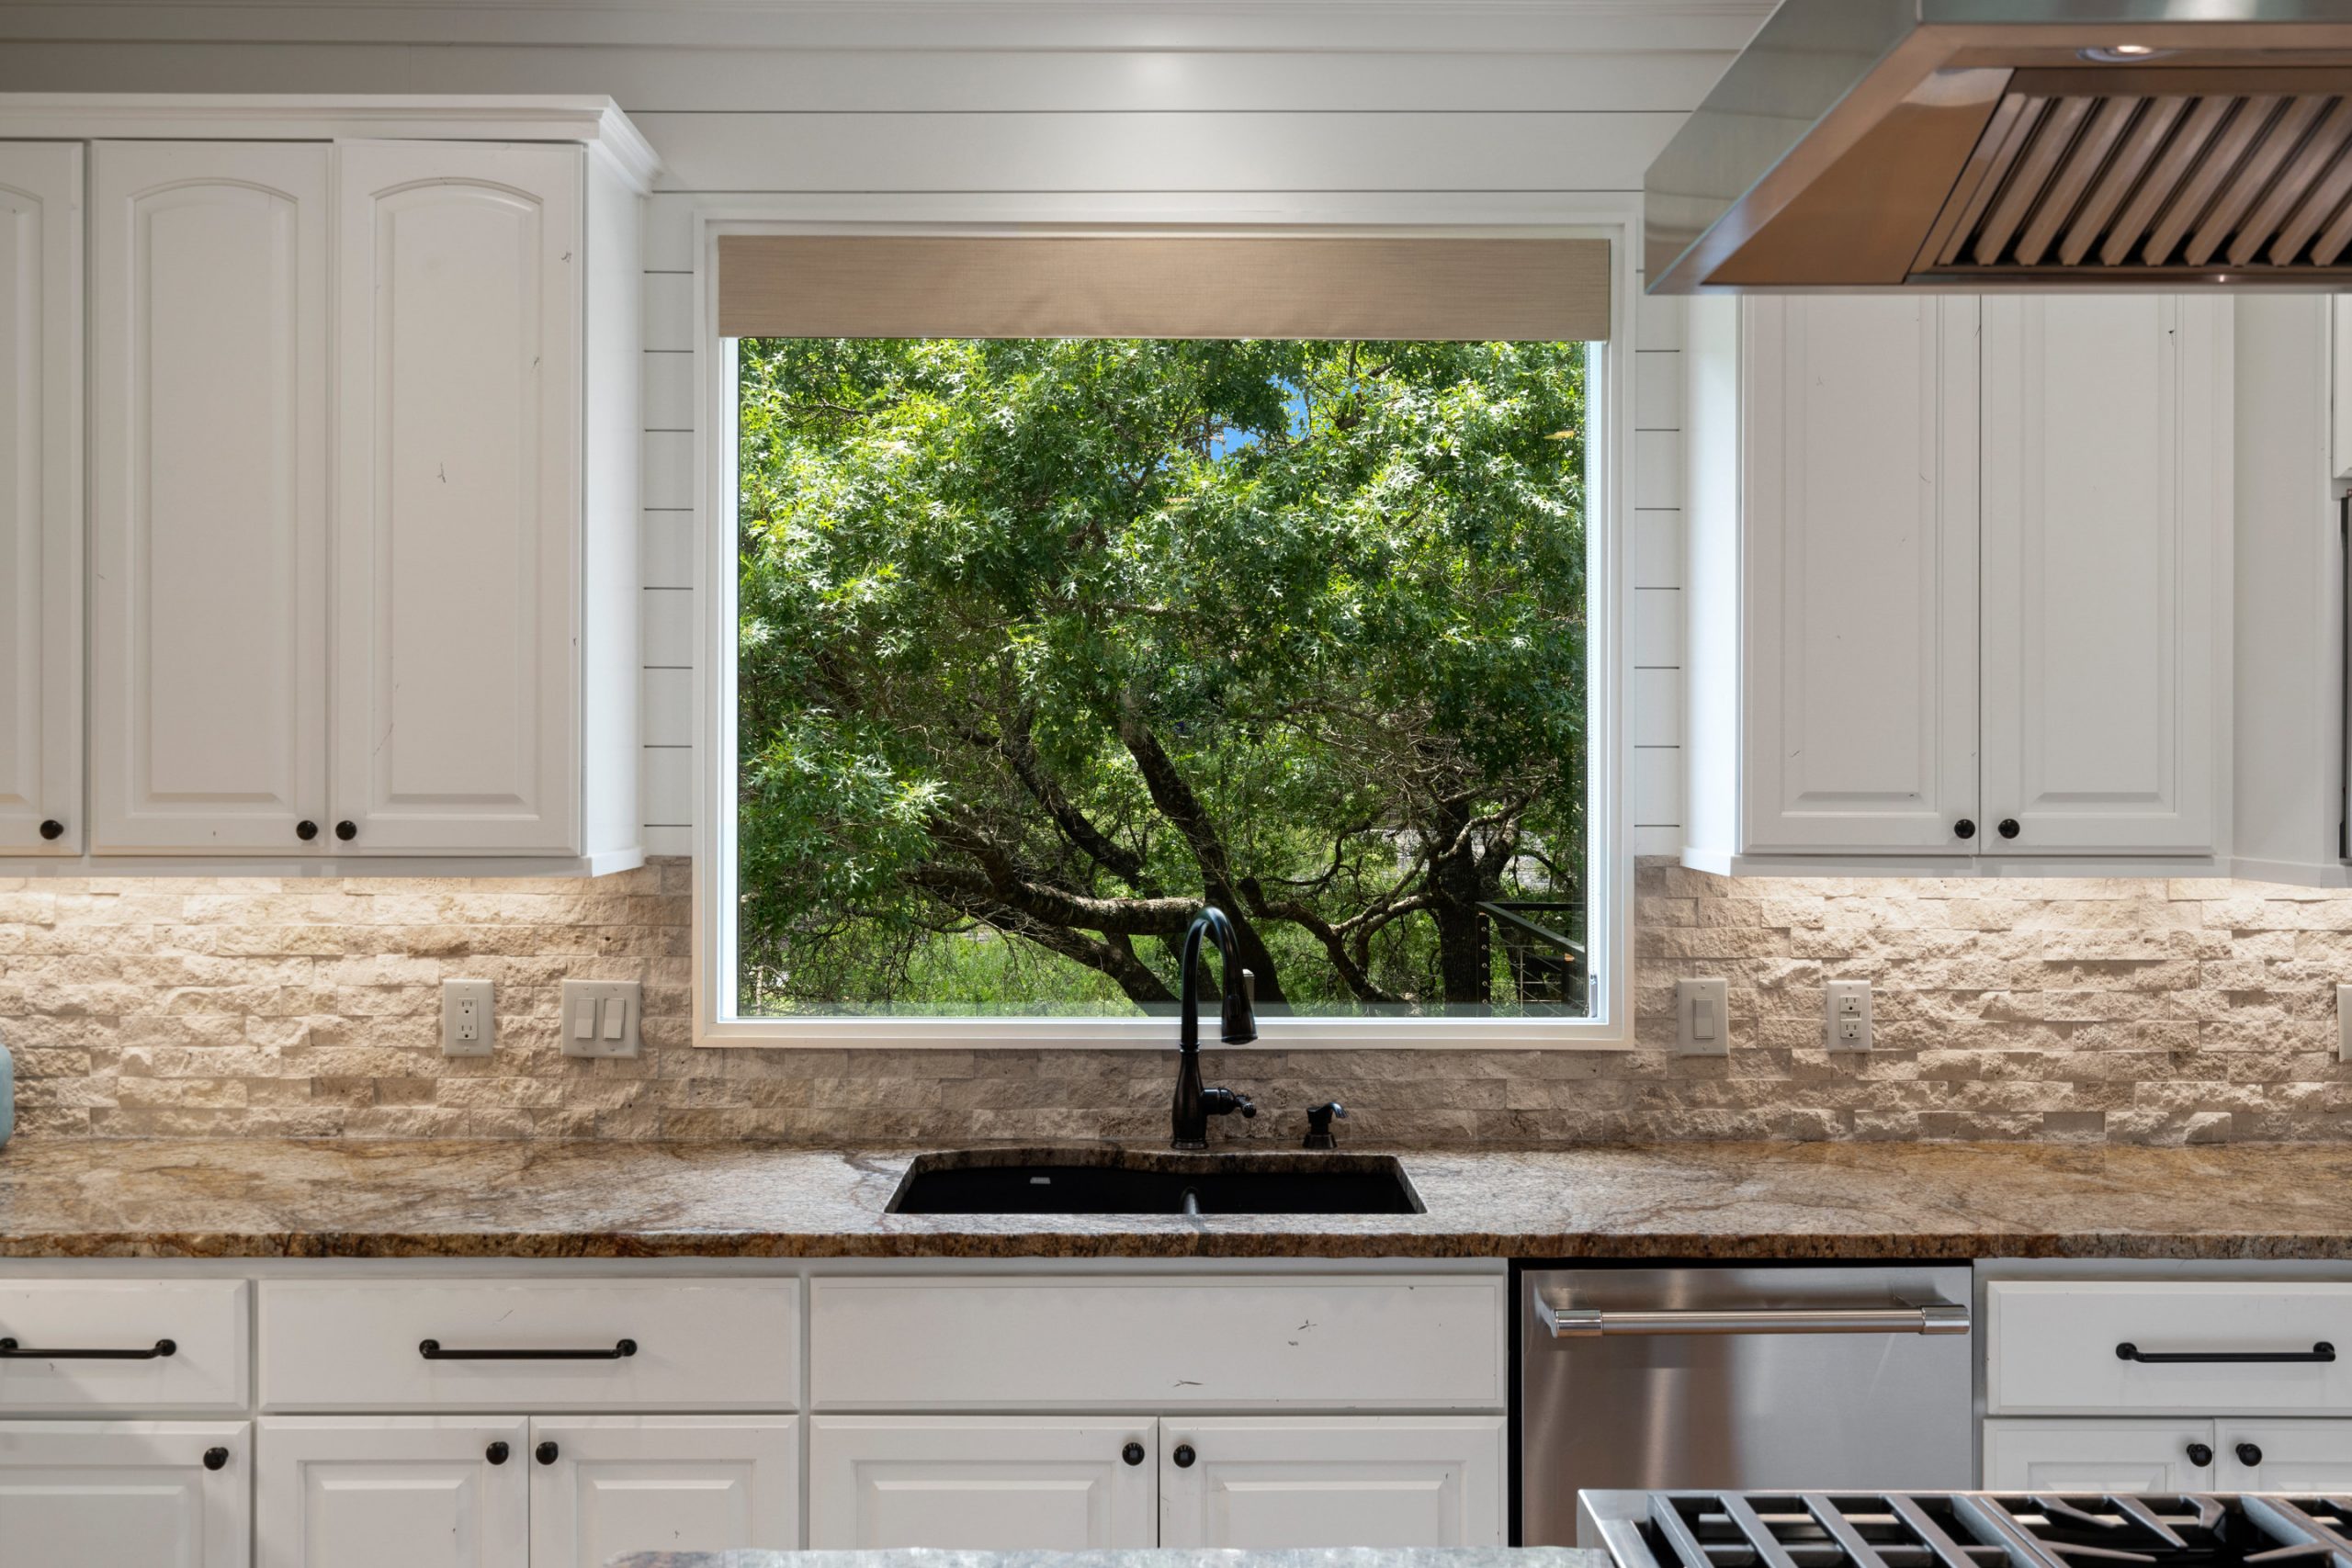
[{"xmin": 718, "ymin": 235, "xmax": 1609, "ymax": 342}]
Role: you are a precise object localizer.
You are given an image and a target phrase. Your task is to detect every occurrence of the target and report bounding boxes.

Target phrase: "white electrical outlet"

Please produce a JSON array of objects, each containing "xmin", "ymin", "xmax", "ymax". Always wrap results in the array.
[
  {"xmin": 1825, "ymin": 979, "xmax": 1871, "ymax": 1052},
  {"xmin": 1676, "ymin": 977, "xmax": 1730, "ymax": 1056},
  {"xmin": 561, "ymin": 980, "xmax": 643, "ymax": 1059},
  {"xmin": 440, "ymin": 979, "xmax": 494, "ymax": 1057}
]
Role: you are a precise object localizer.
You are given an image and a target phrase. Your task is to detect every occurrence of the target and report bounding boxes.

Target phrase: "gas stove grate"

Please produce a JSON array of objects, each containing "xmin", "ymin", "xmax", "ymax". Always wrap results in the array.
[{"xmin": 1609, "ymin": 1494, "xmax": 2352, "ymax": 1568}]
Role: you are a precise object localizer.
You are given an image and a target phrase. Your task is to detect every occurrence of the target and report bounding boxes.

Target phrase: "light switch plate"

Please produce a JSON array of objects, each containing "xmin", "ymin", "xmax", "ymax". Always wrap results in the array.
[
  {"xmin": 2338, "ymin": 984, "xmax": 2352, "ymax": 1063},
  {"xmin": 561, "ymin": 980, "xmax": 642, "ymax": 1059},
  {"xmin": 1825, "ymin": 979, "xmax": 1871, "ymax": 1052},
  {"xmin": 440, "ymin": 979, "xmax": 493, "ymax": 1057},
  {"xmin": 1676, "ymin": 978, "xmax": 1729, "ymax": 1055}
]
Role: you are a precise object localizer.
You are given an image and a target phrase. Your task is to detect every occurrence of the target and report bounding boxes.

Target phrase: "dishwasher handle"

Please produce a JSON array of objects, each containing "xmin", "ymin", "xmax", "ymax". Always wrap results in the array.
[{"xmin": 1535, "ymin": 1297, "xmax": 1970, "ymax": 1338}]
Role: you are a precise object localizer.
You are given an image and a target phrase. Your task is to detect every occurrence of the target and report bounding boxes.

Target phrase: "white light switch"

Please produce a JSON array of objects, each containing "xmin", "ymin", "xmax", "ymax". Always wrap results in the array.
[
  {"xmin": 562, "ymin": 980, "xmax": 642, "ymax": 1059},
  {"xmin": 1676, "ymin": 978, "xmax": 1729, "ymax": 1056},
  {"xmin": 1826, "ymin": 979, "xmax": 1872, "ymax": 1052},
  {"xmin": 440, "ymin": 979, "xmax": 493, "ymax": 1058},
  {"xmin": 2338, "ymin": 984, "xmax": 2352, "ymax": 1063}
]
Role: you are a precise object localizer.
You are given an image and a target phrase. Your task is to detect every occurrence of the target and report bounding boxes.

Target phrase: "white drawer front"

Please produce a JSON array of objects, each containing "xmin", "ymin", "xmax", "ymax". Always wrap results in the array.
[
  {"xmin": 259, "ymin": 1279, "xmax": 798, "ymax": 1412},
  {"xmin": 809, "ymin": 1275, "xmax": 1505, "ymax": 1411},
  {"xmin": 0, "ymin": 1280, "xmax": 249, "ymax": 1412},
  {"xmin": 1988, "ymin": 1281, "xmax": 2352, "ymax": 1415}
]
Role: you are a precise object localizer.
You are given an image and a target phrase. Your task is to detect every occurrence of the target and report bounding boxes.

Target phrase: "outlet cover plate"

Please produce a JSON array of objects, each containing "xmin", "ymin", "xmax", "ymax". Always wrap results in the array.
[
  {"xmin": 440, "ymin": 979, "xmax": 493, "ymax": 1057},
  {"xmin": 561, "ymin": 980, "xmax": 642, "ymax": 1060},
  {"xmin": 1825, "ymin": 979, "xmax": 1872, "ymax": 1052},
  {"xmin": 1676, "ymin": 978, "xmax": 1729, "ymax": 1056}
]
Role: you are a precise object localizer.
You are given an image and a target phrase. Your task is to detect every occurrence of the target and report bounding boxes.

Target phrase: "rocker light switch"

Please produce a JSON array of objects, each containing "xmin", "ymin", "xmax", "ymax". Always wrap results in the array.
[
  {"xmin": 562, "ymin": 980, "xmax": 642, "ymax": 1059},
  {"xmin": 1676, "ymin": 978, "xmax": 1729, "ymax": 1056}
]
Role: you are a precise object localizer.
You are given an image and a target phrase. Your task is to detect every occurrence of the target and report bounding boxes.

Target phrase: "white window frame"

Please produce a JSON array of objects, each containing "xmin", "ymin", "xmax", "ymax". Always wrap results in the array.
[{"xmin": 691, "ymin": 196, "xmax": 1638, "ymax": 1049}]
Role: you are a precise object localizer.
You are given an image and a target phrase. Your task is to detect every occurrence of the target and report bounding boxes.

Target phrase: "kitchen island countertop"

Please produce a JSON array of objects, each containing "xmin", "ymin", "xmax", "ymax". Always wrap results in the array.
[
  {"xmin": 0, "ymin": 1135, "xmax": 2349, "ymax": 1259},
  {"xmin": 608, "ymin": 1550, "xmax": 1608, "ymax": 1568}
]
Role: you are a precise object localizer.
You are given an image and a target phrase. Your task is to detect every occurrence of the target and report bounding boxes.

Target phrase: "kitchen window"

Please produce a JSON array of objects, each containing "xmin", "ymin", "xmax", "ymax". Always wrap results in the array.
[{"xmin": 697, "ymin": 230, "xmax": 1628, "ymax": 1046}]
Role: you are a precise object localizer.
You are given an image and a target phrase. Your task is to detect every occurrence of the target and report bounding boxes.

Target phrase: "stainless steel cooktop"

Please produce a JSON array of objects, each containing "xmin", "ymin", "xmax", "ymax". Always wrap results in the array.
[{"xmin": 1579, "ymin": 1492, "xmax": 2352, "ymax": 1568}]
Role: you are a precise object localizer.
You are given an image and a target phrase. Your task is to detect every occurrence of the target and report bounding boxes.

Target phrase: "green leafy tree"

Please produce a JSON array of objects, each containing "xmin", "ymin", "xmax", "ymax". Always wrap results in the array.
[{"xmin": 736, "ymin": 335, "xmax": 1587, "ymax": 1014}]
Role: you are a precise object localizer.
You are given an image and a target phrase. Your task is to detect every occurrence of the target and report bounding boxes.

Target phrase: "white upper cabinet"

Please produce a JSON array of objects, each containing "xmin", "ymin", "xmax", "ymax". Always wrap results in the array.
[
  {"xmin": 1980, "ymin": 295, "xmax": 2226, "ymax": 856},
  {"xmin": 334, "ymin": 141, "xmax": 582, "ymax": 854},
  {"xmin": 1738, "ymin": 295, "xmax": 1979, "ymax": 854},
  {"xmin": 89, "ymin": 141, "xmax": 331, "ymax": 855},
  {"xmin": 1685, "ymin": 290, "xmax": 2232, "ymax": 873},
  {"xmin": 40, "ymin": 99, "xmax": 654, "ymax": 872},
  {"xmin": 0, "ymin": 143, "xmax": 80, "ymax": 855}
]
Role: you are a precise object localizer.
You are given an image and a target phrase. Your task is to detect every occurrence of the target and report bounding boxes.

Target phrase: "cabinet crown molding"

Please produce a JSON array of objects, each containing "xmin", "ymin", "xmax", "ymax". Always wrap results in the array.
[{"xmin": 0, "ymin": 94, "xmax": 661, "ymax": 191}]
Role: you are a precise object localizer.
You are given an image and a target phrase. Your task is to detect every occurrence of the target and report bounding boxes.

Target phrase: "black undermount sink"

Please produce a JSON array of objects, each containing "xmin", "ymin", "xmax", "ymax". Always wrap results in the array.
[{"xmin": 886, "ymin": 1148, "xmax": 1424, "ymax": 1216}]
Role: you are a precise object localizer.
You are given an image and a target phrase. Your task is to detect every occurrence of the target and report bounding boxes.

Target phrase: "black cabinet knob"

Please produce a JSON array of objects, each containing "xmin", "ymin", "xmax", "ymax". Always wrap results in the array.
[
  {"xmin": 203, "ymin": 1447, "xmax": 230, "ymax": 1472},
  {"xmin": 1122, "ymin": 1442, "xmax": 1146, "ymax": 1466},
  {"xmin": 296, "ymin": 820, "xmax": 319, "ymax": 841},
  {"xmin": 1172, "ymin": 1444, "xmax": 1196, "ymax": 1469},
  {"xmin": 537, "ymin": 1441, "xmax": 560, "ymax": 1466},
  {"xmin": 485, "ymin": 1442, "xmax": 510, "ymax": 1465},
  {"xmin": 1997, "ymin": 818, "xmax": 2020, "ymax": 840},
  {"xmin": 1953, "ymin": 818, "xmax": 1975, "ymax": 840},
  {"xmin": 2239, "ymin": 1441, "xmax": 2264, "ymax": 1467},
  {"xmin": 335, "ymin": 820, "xmax": 357, "ymax": 841},
  {"xmin": 37, "ymin": 818, "xmax": 62, "ymax": 841},
  {"xmin": 2186, "ymin": 1442, "xmax": 2213, "ymax": 1467}
]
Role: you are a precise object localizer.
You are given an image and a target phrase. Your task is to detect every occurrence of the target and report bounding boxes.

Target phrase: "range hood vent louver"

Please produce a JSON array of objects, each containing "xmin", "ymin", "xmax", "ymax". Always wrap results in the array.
[{"xmin": 1643, "ymin": 3, "xmax": 2352, "ymax": 293}]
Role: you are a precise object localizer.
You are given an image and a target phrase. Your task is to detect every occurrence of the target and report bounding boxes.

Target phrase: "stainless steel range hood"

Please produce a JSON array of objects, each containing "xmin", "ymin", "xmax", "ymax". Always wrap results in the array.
[{"xmin": 1645, "ymin": 1, "xmax": 2352, "ymax": 291}]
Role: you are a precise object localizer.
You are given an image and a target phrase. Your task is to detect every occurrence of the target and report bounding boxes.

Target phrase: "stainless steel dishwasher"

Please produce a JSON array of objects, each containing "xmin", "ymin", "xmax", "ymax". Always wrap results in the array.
[{"xmin": 1518, "ymin": 1265, "xmax": 1974, "ymax": 1546}]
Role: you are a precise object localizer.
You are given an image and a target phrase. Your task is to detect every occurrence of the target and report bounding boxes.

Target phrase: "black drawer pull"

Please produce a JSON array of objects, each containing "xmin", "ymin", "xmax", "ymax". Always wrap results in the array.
[
  {"xmin": 1122, "ymin": 1442, "xmax": 1146, "ymax": 1466},
  {"xmin": 203, "ymin": 1447, "xmax": 230, "ymax": 1472},
  {"xmin": 38, "ymin": 819, "xmax": 62, "ymax": 841},
  {"xmin": 2186, "ymin": 1443, "xmax": 2213, "ymax": 1467},
  {"xmin": 1173, "ymin": 1444, "xmax": 1196, "ymax": 1469},
  {"xmin": 2118, "ymin": 1340, "xmax": 2335, "ymax": 1364},
  {"xmin": 486, "ymin": 1441, "xmax": 510, "ymax": 1465},
  {"xmin": 537, "ymin": 1441, "xmax": 560, "ymax": 1465},
  {"xmin": 419, "ymin": 1337, "xmax": 637, "ymax": 1361},
  {"xmin": 0, "ymin": 1337, "xmax": 175, "ymax": 1360},
  {"xmin": 2239, "ymin": 1442, "xmax": 2265, "ymax": 1466}
]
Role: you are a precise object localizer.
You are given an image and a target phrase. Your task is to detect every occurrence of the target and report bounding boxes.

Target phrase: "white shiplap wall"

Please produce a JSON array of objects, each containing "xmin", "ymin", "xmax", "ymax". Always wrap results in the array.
[{"xmin": 0, "ymin": 2, "xmax": 1756, "ymax": 858}]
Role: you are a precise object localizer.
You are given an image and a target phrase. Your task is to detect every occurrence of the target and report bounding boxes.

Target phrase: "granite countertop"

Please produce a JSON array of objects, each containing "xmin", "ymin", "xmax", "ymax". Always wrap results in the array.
[
  {"xmin": 0, "ymin": 1136, "xmax": 2349, "ymax": 1259},
  {"xmin": 609, "ymin": 1551, "xmax": 1605, "ymax": 1568}
]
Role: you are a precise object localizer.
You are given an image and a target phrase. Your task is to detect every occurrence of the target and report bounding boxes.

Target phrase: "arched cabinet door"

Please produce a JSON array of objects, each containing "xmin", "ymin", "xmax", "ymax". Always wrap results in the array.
[
  {"xmin": 0, "ymin": 143, "xmax": 82, "ymax": 855},
  {"xmin": 89, "ymin": 141, "xmax": 331, "ymax": 854},
  {"xmin": 332, "ymin": 141, "xmax": 582, "ymax": 854}
]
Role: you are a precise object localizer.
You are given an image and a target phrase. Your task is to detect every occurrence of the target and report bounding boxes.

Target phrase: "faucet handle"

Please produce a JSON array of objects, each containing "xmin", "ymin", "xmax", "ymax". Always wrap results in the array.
[
  {"xmin": 1241, "ymin": 968, "xmax": 1255, "ymax": 1004},
  {"xmin": 1304, "ymin": 1100, "xmax": 1346, "ymax": 1148}
]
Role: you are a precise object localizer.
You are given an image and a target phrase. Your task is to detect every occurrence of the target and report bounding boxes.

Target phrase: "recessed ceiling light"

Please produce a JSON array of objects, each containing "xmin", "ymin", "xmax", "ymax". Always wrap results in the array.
[{"xmin": 2080, "ymin": 44, "xmax": 2174, "ymax": 62}]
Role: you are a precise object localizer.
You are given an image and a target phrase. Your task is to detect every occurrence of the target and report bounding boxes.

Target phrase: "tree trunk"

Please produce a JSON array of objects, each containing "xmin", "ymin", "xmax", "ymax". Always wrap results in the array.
[{"xmin": 1428, "ymin": 801, "xmax": 1492, "ymax": 1007}]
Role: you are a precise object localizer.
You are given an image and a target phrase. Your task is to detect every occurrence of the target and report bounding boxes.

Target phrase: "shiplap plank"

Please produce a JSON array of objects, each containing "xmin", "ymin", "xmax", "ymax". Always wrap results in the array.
[
  {"xmin": 643, "ymin": 587, "xmax": 695, "ymax": 668},
  {"xmin": 1631, "ymin": 745, "xmax": 1683, "ymax": 829},
  {"xmin": 0, "ymin": 41, "xmax": 1735, "ymax": 113},
  {"xmin": 1632, "ymin": 667, "xmax": 1682, "ymax": 748},
  {"xmin": 643, "ymin": 350, "xmax": 695, "ymax": 431},
  {"xmin": 641, "ymin": 745, "xmax": 695, "ymax": 829},
  {"xmin": 1634, "ymin": 286, "xmax": 1683, "ymax": 351},
  {"xmin": 642, "ymin": 667, "xmax": 695, "ymax": 747},
  {"xmin": 1635, "ymin": 349, "xmax": 1679, "ymax": 429},
  {"xmin": 643, "ymin": 431, "xmax": 695, "ymax": 508},
  {"xmin": 641, "ymin": 509, "xmax": 695, "ymax": 590},
  {"xmin": 1634, "ymin": 511, "xmax": 1683, "ymax": 590},
  {"xmin": 632, "ymin": 110, "xmax": 1683, "ymax": 193},
  {"xmin": 1632, "ymin": 824, "xmax": 1679, "ymax": 855},
  {"xmin": 1633, "ymin": 587, "xmax": 1682, "ymax": 669},
  {"xmin": 1634, "ymin": 428, "xmax": 1681, "ymax": 509},
  {"xmin": 644, "ymin": 273, "xmax": 694, "ymax": 351}
]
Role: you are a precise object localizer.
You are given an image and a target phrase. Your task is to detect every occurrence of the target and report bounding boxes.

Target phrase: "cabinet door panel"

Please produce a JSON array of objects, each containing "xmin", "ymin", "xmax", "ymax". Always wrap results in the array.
[
  {"xmin": 0, "ymin": 1420, "xmax": 248, "ymax": 1568},
  {"xmin": 808, "ymin": 1416, "xmax": 1156, "ymax": 1551},
  {"xmin": 529, "ymin": 1416, "xmax": 799, "ymax": 1566},
  {"xmin": 1741, "ymin": 295, "xmax": 1979, "ymax": 852},
  {"xmin": 256, "ymin": 1416, "xmax": 527, "ymax": 1568},
  {"xmin": 2218, "ymin": 1419, "xmax": 2352, "ymax": 1492},
  {"xmin": 89, "ymin": 141, "xmax": 330, "ymax": 853},
  {"xmin": 1981, "ymin": 1417, "xmax": 2217, "ymax": 1492},
  {"xmin": 0, "ymin": 143, "xmax": 81, "ymax": 854},
  {"xmin": 1981, "ymin": 294, "xmax": 2225, "ymax": 855},
  {"xmin": 1157, "ymin": 1416, "xmax": 1504, "ymax": 1549},
  {"xmin": 334, "ymin": 141, "xmax": 580, "ymax": 853}
]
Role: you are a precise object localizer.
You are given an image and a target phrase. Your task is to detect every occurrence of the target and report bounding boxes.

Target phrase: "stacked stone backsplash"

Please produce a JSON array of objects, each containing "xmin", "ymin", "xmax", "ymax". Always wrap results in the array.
[{"xmin": 2, "ymin": 856, "xmax": 2348, "ymax": 1144}]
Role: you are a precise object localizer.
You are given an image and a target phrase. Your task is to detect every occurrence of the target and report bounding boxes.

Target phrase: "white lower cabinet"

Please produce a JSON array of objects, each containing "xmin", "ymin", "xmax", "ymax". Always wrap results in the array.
[
  {"xmin": 529, "ymin": 1416, "xmax": 800, "ymax": 1567},
  {"xmin": 260, "ymin": 1415, "xmax": 803, "ymax": 1568},
  {"xmin": 1983, "ymin": 1417, "xmax": 2221, "ymax": 1492},
  {"xmin": 1157, "ymin": 1416, "xmax": 1505, "ymax": 1549},
  {"xmin": 258, "ymin": 1416, "xmax": 529, "ymax": 1568},
  {"xmin": 2217, "ymin": 1419, "xmax": 2352, "ymax": 1492},
  {"xmin": 0, "ymin": 1419, "xmax": 249, "ymax": 1567},
  {"xmin": 808, "ymin": 1416, "xmax": 1158, "ymax": 1550}
]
